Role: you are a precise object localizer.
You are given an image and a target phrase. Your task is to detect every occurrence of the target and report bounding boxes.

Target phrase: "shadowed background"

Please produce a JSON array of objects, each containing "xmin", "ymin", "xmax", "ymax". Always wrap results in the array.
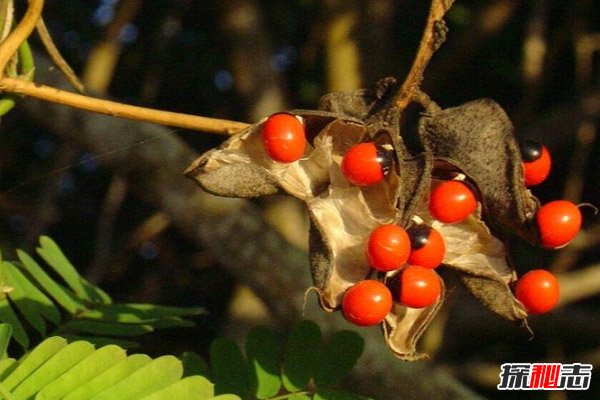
[{"xmin": 0, "ymin": 1, "xmax": 599, "ymax": 399}]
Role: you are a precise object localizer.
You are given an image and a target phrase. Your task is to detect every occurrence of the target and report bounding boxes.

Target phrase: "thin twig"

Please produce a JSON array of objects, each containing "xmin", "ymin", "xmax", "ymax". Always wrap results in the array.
[
  {"xmin": 0, "ymin": 0, "xmax": 42, "ymax": 76},
  {"xmin": 0, "ymin": 77, "xmax": 249, "ymax": 134},
  {"xmin": 395, "ymin": 0, "xmax": 454, "ymax": 109},
  {"xmin": 35, "ymin": 16, "xmax": 84, "ymax": 93}
]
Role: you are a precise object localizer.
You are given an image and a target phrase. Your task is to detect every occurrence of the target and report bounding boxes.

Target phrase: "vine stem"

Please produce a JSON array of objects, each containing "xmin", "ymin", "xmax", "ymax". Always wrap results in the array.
[
  {"xmin": 395, "ymin": 0, "xmax": 454, "ymax": 109},
  {"xmin": 0, "ymin": 0, "xmax": 249, "ymax": 135}
]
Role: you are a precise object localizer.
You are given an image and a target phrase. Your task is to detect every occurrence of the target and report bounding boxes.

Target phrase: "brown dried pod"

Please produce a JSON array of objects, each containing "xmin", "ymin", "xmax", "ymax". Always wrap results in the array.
[
  {"xmin": 185, "ymin": 82, "xmax": 534, "ymax": 360},
  {"xmin": 418, "ymin": 99, "xmax": 540, "ymax": 242}
]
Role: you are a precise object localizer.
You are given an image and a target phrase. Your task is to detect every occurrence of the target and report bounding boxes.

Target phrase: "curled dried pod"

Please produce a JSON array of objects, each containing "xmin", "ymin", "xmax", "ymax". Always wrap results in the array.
[{"xmin": 186, "ymin": 81, "xmax": 539, "ymax": 360}]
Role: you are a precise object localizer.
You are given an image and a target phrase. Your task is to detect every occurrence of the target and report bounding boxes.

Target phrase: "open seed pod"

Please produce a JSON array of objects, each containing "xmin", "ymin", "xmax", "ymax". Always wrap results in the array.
[{"xmin": 185, "ymin": 79, "xmax": 535, "ymax": 360}]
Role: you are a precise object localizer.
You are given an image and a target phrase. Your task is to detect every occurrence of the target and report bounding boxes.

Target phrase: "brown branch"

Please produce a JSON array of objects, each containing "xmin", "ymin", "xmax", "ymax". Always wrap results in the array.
[
  {"xmin": 0, "ymin": 0, "xmax": 42, "ymax": 75},
  {"xmin": 395, "ymin": 0, "xmax": 454, "ymax": 109},
  {"xmin": 0, "ymin": 77, "xmax": 249, "ymax": 134}
]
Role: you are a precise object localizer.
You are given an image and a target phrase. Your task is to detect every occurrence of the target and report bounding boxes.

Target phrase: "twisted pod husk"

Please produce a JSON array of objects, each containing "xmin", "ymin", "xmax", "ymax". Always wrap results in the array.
[{"xmin": 185, "ymin": 78, "xmax": 539, "ymax": 360}]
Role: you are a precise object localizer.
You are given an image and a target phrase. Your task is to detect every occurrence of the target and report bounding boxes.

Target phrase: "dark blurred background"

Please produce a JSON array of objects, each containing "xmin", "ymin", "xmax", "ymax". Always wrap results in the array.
[{"xmin": 1, "ymin": 1, "xmax": 600, "ymax": 399}]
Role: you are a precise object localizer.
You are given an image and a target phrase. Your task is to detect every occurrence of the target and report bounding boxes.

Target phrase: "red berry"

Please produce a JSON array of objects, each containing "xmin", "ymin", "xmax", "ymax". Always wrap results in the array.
[
  {"xmin": 366, "ymin": 224, "xmax": 410, "ymax": 272},
  {"xmin": 261, "ymin": 113, "xmax": 306, "ymax": 163},
  {"xmin": 428, "ymin": 180, "xmax": 477, "ymax": 223},
  {"xmin": 407, "ymin": 225, "xmax": 445, "ymax": 269},
  {"xmin": 398, "ymin": 266, "xmax": 442, "ymax": 308},
  {"xmin": 536, "ymin": 200, "xmax": 582, "ymax": 248},
  {"xmin": 514, "ymin": 269, "xmax": 560, "ymax": 314},
  {"xmin": 342, "ymin": 280, "xmax": 392, "ymax": 326},
  {"xmin": 341, "ymin": 142, "xmax": 392, "ymax": 186},
  {"xmin": 521, "ymin": 141, "xmax": 551, "ymax": 187}
]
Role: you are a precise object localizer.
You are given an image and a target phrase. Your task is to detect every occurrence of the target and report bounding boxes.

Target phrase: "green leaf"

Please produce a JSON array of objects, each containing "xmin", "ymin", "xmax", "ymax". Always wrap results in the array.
[
  {"xmin": 209, "ymin": 338, "xmax": 250, "ymax": 398},
  {"xmin": 312, "ymin": 330, "xmax": 363, "ymax": 387},
  {"xmin": 12, "ymin": 340, "xmax": 95, "ymax": 399},
  {"xmin": 314, "ymin": 388, "xmax": 373, "ymax": 400},
  {"xmin": 0, "ymin": 323, "xmax": 11, "ymax": 358},
  {"xmin": 17, "ymin": 249, "xmax": 84, "ymax": 315},
  {"xmin": 87, "ymin": 355, "xmax": 182, "ymax": 400},
  {"xmin": 138, "ymin": 376, "xmax": 214, "ymax": 400},
  {"xmin": 246, "ymin": 326, "xmax": 281, "ymax": 399},
  {"xmin": 0, "ymin": 358, "xmax": 16, "ymax": 380},
  {"xmin": 3, "ymin": 262, "xmax": 48, "ymax": 336},
  {"xmin": 2, "ymin": 336, "xmax": 68, "ymax": 391},
  {"xmin": 281, "ymin": 320, "xmax": 321, "ymax": 392},
  {"xmin": 0, "ymin": 297, "xmax": 29, "ymax": 349},
  {"xmin": 181, "ymin": 351, "xmax": 210, "ymax": 379},
  {"xmin": 212, "ymin": 395, "xmax": 242, "ymax": 400},
  {"xmin": 34, "ymin": 344, "xmax": 127, "ymax": 400},
  {"xmin": 37, "ymin": 236, "xmax": 110, "ymax": 304},
  {"xmin": 61, "ymin": 319, "xmax": 155, "ymax": 337},
  {"xmin": 62, "ymin": 354, "xmax": 151, "ymax": 400},
  {"xmin": 61, "ymin": 335, "xmax": 140, "ymax": 349},
  {"xmin": 8, "ymin": 262, "xmax": 61, "ymax": 324},
  {"xmin": 79, "ymin": 303, "xmax": 204, "ymax": 324}
]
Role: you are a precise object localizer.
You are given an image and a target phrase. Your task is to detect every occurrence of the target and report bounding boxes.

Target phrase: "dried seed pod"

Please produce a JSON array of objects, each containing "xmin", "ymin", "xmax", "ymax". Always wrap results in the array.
[
  {"xmin": 418, "ymin": 99, "xmax": 540, "ymax": 242},
  {"xmin": 185, "ymin": 80, "xmax": 535, "ymax": 360}
]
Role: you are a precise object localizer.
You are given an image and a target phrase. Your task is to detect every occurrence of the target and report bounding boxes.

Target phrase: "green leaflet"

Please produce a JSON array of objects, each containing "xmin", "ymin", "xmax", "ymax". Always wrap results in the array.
[
  {"xmin": 59, "ymin": 335, "xmax": 140, "ymax": 350},
  {"xmin": 3, "ymin": 239, "xmax": 202, "ymax": 350},
  {"xmin": 36, "ymin": 236, "xmax": 111, "ymax": 305},
  {"xmin": 287, "ymin": 394, "xmax": 311, "ymax": 400},
  {"xmin": 313, "ymin": 330, "xmax": 364, "ymax": 387},
  {"xmin": 79, "ymin": 303, "xmax": 204, "ymax": 324},
  {"xmin": 12, "ymin": 341, "xmax": 95, "ymax": 399},
  {"xmin": 34, "ymin": 345, "xmax": 126, "ymax": 400},
  {"xmin": 87, "ymin": 355, "xmax": 182, "ymax": 400},
  {"xmin": 209, "ymin": 338, "xmax": 250, "ymax": 398},
  {"xmin": 138, "ymin": 376, "xmax": 214, "ymax": 400},
  {"xmin": 246, "ymin": 326, "xmax": 281, "ymax": 399},
  {"xmin": 281, "ymin": 321, "xmax": 321, "ymax": 392},
  {"xmin": 16, "ymin": 249, "xmax": 84, "ymax": 315},
  {"xmin": 0, "ymin": 358, "xmax": 16, "ymax": 380},
  {"xmin": 60, "ymin": 320, "xmax": 155, "ymax": 337},
  {"xmin": 181, "ymin": 351, "xmax": 211, "ymax": 379},
  {"xmin": 2, "ymin": 337, "xmax": 68, "ymax": 391},
  {"xmin": 0, "ymin": 323, "xmax": 12, "ymax": 358},
  {"xmin": 5, "ymin": 262, "xmax": 60, "ymax": 325},
  {"xmin": 3, "ymin": 262, "xmax": 49, "ymax": 336},
  {"xmin": 0, "ymin": 300, "xmax": 27, "ymax": 350},
  {"xmin": 62, "ymin": 354, "xmax": 152, "ymax": 400}
]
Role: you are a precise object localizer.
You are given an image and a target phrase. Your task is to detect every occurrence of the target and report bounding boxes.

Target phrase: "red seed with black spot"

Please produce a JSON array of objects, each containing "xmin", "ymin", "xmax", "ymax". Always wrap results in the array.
[{"xmin": 407, "ymin": 225, "xmax": 445, "ymax": 269}]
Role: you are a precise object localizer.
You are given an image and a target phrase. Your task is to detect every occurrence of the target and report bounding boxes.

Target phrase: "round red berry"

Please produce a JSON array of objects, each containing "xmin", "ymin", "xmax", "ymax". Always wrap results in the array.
[
  {"xmin": 366, "ymin": 224, "xmax": 410, "ymax": 272},
  {"xmin": 261, "ymin": 113, "xmax": 306, "ymax": 163},
  {"xmin": 407, "ymin": 225, "xmax": 445, "ymax": 269},
  {"xmin": 398, "ymin": 266, "xmax": 442, "ymax": 308},
  {"xmin": 342, "ymin": 280, "xmax": 392, "ymax": 326},
  {"xmin": 341, "ymin": 142, "xmax": 392, "ymax": 186},
  {"xmin": 536, "ymin": 200, "xmax": 581, "ymax": 248},
  {"xmin": 514, "ymin": 269, "xmax": 560, "ymax": 314},
  {"xmin": 521, "ymin": 141, "xmax": 551, "ymax": 187},
  {"xmin": 428, "ymin": 180, "xmax": 477, "ymax": 224}
]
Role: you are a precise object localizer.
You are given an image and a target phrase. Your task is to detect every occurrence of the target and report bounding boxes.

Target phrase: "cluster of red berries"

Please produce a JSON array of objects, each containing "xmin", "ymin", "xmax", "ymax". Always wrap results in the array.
[{"xmin": 260, "ymin": 113, "xmax": 579, "ymax": 326}]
